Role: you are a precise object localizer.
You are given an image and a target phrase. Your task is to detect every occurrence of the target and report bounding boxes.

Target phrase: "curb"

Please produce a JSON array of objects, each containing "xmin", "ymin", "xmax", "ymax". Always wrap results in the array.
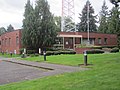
[{"xmin": 3, "ymin": 60, "xmax": 54, "ymax": 71}]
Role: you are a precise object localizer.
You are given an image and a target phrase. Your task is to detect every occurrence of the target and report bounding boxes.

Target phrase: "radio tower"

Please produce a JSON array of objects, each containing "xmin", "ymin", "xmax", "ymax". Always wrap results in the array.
[{"xmin": 61, "ymin": 0, "xmax": 76, "ymax": 32}]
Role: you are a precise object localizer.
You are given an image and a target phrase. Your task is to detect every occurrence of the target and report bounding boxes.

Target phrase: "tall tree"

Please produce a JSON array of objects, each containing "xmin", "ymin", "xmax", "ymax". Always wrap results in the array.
[
  {"xmin": 107, "ymin": 7, "xmax": 120, "ymax": 34},
  {"xmin": 107, "ymin": 7, "xmax": 120, "ymax": 47},
  {"xmin": 7, "ymin": 24, "xmax": 14, "ymax": 32},
  {"xmin": 22, "ymin": 0, "xmax": 57, "ymax": 50},
  {"xmin": 34, "ymin": 0, "xmax": 56, "ymax": 50},
  {"xmin": 22, "ymin": 0, "xmax": 34, "ymax": 49},
  {"xmin": 98, "ymin": 0, "xmax": 109, "ymax": 33},
  {"xmin": 54, "ymin": 16, "xmax": 61, "ymax": 32},
  {"xmin": 0, "ymin": 27, "xmax": 6, "ymax": 35},
  {"xmin": 78, "ymin": 0, "xmax": 97, "ymax": 32}
]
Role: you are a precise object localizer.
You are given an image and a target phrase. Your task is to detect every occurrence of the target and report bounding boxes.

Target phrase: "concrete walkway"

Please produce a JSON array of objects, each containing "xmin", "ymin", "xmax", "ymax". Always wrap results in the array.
[{"xmin": 0, "ymin": 57, "xmax": 87, "ymax": 85}]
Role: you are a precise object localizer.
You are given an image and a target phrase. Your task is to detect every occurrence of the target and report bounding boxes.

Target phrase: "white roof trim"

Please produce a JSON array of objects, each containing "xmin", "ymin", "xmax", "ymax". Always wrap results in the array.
[{"xmin": 57, "ymin": 34, "xmax": 82, "ymax": 38}]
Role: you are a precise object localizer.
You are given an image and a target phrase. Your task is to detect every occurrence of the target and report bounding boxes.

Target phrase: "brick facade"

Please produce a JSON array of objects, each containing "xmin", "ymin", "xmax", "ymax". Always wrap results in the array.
[
  {"xmin": 0, "ymin": 30, "xmax": 118, "ymax": 54},
  {"xmin": 0, "ymin": 30, "xmax": 22, "ymax": 54},
  {"xmin": 58, "ymin": 32, "xmax": 117, "ymax": 48}
]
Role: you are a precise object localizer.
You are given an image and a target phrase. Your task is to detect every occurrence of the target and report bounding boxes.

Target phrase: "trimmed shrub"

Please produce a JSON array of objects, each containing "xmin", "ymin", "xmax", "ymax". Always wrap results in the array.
[
  {"xmin": 46, "ymin": 50, "xmax": 76, "ymax": 56},
  {"xmin": 86, "ymin": 49, "xmax": 104, "ymax": 54},
  {"xmin": 46, "ymin": 51, "xmax": 54, "ymax": 56},
  {"xmin": 34, "ymin": 53, "xmax": 39, "ymax": 57},
  {"xmin": 53, "ymin": 51, "xmax": 61, "ymax": 55},
  {"xmin": 27, "ymin": 50, "xmax": 36, "ymax": 54},
  {"xmin": 110, "ymin": 47, "xmax": 119, "ymax": 53},
  {"xmin": 19, "ymin": 48, "xmax": 24, "ymax": 54},
  {"xmin": 30, "ymin": 54, "xmax": 35, "ymax": 57}
]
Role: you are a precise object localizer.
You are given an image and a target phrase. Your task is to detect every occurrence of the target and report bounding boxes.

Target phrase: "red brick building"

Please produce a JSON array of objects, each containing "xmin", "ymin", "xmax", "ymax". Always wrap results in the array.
[
  {"xmin": 0, "ymin": 29, "xmax": 22, "ymax": 54},
  {"xmin": 57, "ymin": 32, "xmax": 117, "ymax": 50},
  {"xmin": 0, "ymin": 30, "xmax": 118, "ymax": 54}
]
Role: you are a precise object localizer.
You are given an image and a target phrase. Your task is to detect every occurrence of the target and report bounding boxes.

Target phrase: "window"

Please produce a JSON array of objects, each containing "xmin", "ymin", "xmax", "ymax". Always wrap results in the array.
[
  {"xmin": 16, "ymin": 37, "xmax": 19, "ymax": 46},
  {"xmin": 104, "ymin": 38, "xmax": 107, "ymax": 44},
  {"xmin": 2, "ymin": 39, "xmax": 4, "ymax": 46},
  {"xmin": 98, "ymin": 38, "xmax": 101, "ymax": 44},
  {"xmin": 5, "ymin": 39, "xmax": 7, "ymax": 46},
  {"xmin": 9, "ymin": 38, "xmax": 11, "ymax": 46}
]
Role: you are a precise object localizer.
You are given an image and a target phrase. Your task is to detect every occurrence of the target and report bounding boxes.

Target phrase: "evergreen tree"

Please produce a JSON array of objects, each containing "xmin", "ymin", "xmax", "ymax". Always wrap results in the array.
[
  {"xmin": 22, "ymin": 0, "xmax": 57, "ymax": 50},
  {"xmin": 78, "ymin": 0, "xmax": 97, "ymax": 32},
  {"xmin": 54, "ymin": 16, "xmax": 61, "ymax": 32},
  {"xmin": 7, "ymin": 24, "xmax": 14, "ymax": 32},
  {"xmin": 33, "ymin": 0, "xmax": 56, "ymax": 50},
  {"xmin": 0, "ymin": 27, "xmax": 6, "ymax": 35},
  {"xmin": 107, "ymin": 7, "xmax": 120, "ymax": 47},
  {"xmin": 98, "ymin": 0, "xmax": 109, "ymax": 33},
  {"xmin": 107, "ymin": 7, "xmax": 120, "ymax": 34},
  {"xmin": 22, "ymin": 0, "xmax": 34, "ymax": 49}
]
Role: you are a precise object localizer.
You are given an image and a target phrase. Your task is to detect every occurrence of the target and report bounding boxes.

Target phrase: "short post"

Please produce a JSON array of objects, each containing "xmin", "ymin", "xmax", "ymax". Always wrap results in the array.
[
  {"xmin": 2, "ymin": 51, "xmax": 4, "ymax": 55},
  {"xmin": 10, "ymin": 52, "xmax": 12, "ymax": 57},
  {"xmin": 21, "ymin": 52, "xmax": 25, "ymax": 58},
  {"xmin": 84, "ymin": 51, "xmax": 87, "ymax": 66},
  {"xmin": 44, "ymin": 52, "xmax": 46, "ymax": 61}
]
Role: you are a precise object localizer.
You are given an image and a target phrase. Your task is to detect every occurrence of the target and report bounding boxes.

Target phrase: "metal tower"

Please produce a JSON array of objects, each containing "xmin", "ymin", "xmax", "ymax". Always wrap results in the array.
[{"xmin": 61, "ymin": 0, "xmax": 76, "ymax": 32}]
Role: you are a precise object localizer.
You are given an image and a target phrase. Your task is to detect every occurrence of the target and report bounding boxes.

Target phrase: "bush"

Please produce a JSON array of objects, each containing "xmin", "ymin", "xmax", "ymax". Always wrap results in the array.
[
  {"xmin": 102, "ymin": 46, "xmax": 117, "ymax": 48},
  {"xmin": 110, "ymin": 47, "xmax": 119, "ymax": 53},
  {"xmin": 27, "ymin": 50, "xmax": 36, "ymax": 54},
  {"xmin": 34, "ymin": 53, "xmax": 39, "ymax": 57},
  {"xmin": 19, "ymin": 48, "xmax": 24, "ymax": 54},
  {"xmin": 46, "ymin": 51, "xmax": 54, "ymax": 56},
  {"xmin": 46, "ymin": 50, "xmax": 76, "ymax": 56},
  {"xmin": 86, "ymin": 49, "xmax": 104, "ymax": 54},
  {"xmin": 30, "ymin": 54, "xmax": 35, "ymax": 57}
]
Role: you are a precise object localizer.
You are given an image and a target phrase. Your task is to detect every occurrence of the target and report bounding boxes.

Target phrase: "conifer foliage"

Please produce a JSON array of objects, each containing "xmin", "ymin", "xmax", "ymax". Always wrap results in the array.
[
  {"xmin": 78, "ymin": 0, "xmax": 97, "ymax": 32},
  {"xmin": 22, "ymin": 0, "xmax": 56, "ymax": 50}
]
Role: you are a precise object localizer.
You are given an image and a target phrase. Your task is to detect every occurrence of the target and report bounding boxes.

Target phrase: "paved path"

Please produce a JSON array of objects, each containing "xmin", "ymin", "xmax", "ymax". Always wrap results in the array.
[{"xmin": 0, "ymin": 57, "xmax": 87, "ymax": 85}]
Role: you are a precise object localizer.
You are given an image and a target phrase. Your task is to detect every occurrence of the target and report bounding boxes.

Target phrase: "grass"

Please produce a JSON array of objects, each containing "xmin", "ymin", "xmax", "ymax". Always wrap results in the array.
[
  {"xmin": 0, "ymin": 52, "xmax": 120, "ymax": 90},
  {"xmin": 0, "ymin": 53, "xmax": 20, "ymax": 58}
]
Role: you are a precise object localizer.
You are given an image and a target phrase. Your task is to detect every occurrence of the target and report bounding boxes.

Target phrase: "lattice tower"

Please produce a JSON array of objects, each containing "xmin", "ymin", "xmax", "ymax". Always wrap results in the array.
[{"xmin": 61, "ymin": 0, "xmax": 76, "ymax": 32}]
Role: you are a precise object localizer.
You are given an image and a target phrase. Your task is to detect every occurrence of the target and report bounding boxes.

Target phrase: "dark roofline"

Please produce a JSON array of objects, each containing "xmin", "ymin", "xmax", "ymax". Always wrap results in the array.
[
  {"xmin": 58, "ymin": 31, "xmax": 117, "ymax": 35},
  {"xmin": 1, "ymin": 29, "xmax": 22, "ymax": 36}
]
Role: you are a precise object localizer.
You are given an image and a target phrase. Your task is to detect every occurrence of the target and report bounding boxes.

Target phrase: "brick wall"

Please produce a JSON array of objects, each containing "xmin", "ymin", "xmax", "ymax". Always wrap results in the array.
[
  {"xmin": 0, "ymin": 30, "xmax": 22, "ymax": 54},
  {"xmin": 58, "ymin": 32, "xmax": 117, "ymax": 47}
]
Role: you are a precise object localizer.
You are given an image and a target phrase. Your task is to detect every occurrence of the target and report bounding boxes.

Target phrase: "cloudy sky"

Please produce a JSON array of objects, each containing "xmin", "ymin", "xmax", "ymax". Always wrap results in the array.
[{"xmin": 0, "ymin": 0, "xmax": 114, "ymax": 29}]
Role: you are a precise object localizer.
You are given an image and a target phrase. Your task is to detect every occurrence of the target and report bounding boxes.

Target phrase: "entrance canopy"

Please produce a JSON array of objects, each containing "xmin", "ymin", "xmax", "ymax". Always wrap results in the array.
[{"xmin": 57, "ymin": 34, "xmax": 82, "ymax": 38}]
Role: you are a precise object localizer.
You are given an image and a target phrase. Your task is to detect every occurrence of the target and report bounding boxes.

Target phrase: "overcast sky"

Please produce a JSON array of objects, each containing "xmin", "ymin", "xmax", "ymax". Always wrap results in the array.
[{"xmin": 0, "ymin": 0, "xmax": 114, "ymax": 29}]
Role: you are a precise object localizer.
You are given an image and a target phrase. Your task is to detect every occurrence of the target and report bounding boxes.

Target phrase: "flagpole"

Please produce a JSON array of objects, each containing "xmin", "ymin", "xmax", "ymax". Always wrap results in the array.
[{"xmin": 87, "ymin": 0, "xmax": 90, "ymax": 45}]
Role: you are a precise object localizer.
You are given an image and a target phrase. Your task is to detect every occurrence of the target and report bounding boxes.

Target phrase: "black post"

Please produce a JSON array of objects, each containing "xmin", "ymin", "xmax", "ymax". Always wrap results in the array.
[
  {"xmin": 44, "ymin": 52, "xmax": 46, "ymax": 61},
  {"xmin": 84, "ymin": 51, "xmax": 87, "ymax": 66},
  {"xmin": 10, "ymin": 52, "xmax": 12, "ymax": 57},
  {"xmin": 43, "ymin": 48, "xmax": 46, "ymax": 61}
]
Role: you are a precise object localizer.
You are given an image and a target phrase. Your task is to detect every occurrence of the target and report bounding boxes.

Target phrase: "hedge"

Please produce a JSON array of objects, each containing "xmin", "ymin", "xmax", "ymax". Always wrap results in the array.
[
  {"xmin": 86, "ymin": 49, "xmax": 104, "ymax": 54},
  {"xmin": 110, "ymin": 47, "xmax": 119, "ymax": 53},
  {"xmin": 46, "ymin": 50, "xmax": 76, "ymax": 56}
]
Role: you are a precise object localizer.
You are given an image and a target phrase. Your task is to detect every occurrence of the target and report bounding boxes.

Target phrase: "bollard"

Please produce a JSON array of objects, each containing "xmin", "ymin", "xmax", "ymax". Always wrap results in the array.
[
  {"xmin": 84, "ymin": 51, "xmax": 87, "ymax": 66},
  {"xmin": 10, "ymin": 52, "xmax": 12, "ymax": 57},
  {"xmin": 44, "ymin": 52, "xmax": 46, "ymax": 61}
]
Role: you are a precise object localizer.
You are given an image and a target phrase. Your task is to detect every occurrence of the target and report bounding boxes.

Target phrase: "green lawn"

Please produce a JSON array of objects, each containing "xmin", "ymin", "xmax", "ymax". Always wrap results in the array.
[
  {"xmin": 0, "ymin": 53, "xmax": 20, "ymax": 58},
  {"xmin": 0, "ymin": 52, "xmax": 120, "ymax": 90}
]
